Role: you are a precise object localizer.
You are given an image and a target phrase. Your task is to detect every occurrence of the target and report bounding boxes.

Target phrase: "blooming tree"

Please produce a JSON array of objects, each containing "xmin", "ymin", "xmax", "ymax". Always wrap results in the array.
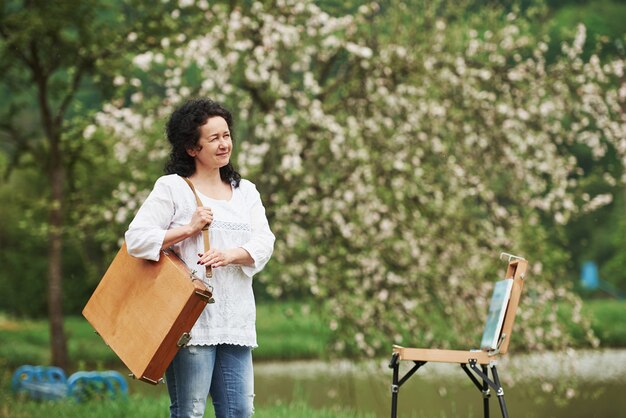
[{"xmin": 92, "ymin": 1, "xmax": 625, "ymax": 357}]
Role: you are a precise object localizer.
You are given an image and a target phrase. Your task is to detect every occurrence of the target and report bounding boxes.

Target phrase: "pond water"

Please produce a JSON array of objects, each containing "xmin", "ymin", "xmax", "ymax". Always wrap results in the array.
[{"xmin": 128, "ymin": 349, "xmax": 626, "ymax": 417}]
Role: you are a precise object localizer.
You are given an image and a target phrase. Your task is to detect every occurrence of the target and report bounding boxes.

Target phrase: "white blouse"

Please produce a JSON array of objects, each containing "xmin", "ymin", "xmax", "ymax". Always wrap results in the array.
[{"xmin": 124, "ymin": 174, "xmax": 275, "ymax": 347}]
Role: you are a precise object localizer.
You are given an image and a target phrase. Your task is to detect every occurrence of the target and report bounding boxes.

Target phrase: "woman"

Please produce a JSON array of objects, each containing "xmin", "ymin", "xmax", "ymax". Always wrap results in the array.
[{"xmin": 125, "ymin": 98, "xmax": 275, "ymax": 418}]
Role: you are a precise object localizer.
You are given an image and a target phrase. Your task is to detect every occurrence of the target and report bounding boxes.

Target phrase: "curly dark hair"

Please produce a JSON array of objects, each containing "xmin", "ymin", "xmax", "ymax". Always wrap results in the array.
[{"xmin": 164, "ymin": 98, "xmax": 241, "ymax": 187}]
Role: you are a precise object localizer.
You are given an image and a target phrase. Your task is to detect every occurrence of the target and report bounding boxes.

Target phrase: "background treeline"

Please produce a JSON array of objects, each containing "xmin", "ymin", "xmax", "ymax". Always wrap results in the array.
[{"xmin": 0, "ymin": 0, "xmax": 625, "ymax": 362}]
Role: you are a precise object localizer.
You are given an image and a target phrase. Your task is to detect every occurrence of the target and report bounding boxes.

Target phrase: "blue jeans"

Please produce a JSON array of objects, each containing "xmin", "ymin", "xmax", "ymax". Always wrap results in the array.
[{"xmin": 165, "ymin": 344, "xmax": 254, "ymax": 418}]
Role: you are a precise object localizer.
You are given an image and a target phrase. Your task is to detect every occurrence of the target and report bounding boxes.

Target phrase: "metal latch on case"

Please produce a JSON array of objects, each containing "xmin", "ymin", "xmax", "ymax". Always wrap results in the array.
[{"xmin": 177, "ymin": 332, "xmax": 191, "ymax": 347}]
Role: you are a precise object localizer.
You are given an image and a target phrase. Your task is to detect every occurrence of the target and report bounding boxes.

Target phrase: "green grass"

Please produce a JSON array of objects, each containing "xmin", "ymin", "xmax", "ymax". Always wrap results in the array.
[
  {"xmin": 556, "ymin": 299, "xmax": 626, "ymax": 348},
  {"xmin": 2, "ymin": 299, "xmax": 625, "ymax": 371},
  {"xmin": 583, "ymin": 299, "xmax": 626, "ymax": 347},
  {"xmin": 0, "ymin": 362, "xmax": 372, "ymax": 418},
  {"xmin": 256, "ymin": 301, "xmax": 329, "ymax": 360},
  {"xmin": 0, "ymin": 394, "xmax": 375, "ymax": 418},
  {"xmin": 0, "ymin": 301, "xmax": 331, "ymax": 370}
]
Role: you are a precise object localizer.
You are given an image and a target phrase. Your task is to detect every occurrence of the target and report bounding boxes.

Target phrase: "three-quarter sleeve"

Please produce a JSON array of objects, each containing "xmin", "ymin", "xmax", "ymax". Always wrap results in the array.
[
  {"xmin": 124, "ymin": 177, "xmax": 175, "ymax": 261},
  {"xmin": 240, "ymin": 182, "xmax": 275, "ymax": 278}
]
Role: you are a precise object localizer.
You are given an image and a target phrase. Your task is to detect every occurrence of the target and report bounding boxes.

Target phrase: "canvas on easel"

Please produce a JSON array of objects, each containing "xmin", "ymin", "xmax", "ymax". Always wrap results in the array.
[{"xmin": 480, "ymin": 278, "xmax": 514, "ymax": 351}]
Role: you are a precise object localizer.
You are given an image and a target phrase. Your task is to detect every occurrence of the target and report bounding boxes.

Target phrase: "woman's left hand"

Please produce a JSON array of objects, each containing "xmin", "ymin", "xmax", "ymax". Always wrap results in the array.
[{"xmin": 197, "ymin": 249, "xmax": 233, "ymax": 268}]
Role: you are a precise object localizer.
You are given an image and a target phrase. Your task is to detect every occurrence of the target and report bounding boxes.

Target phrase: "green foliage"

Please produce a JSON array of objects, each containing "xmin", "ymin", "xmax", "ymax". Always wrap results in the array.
[
  {"xmin": 0, "ymin": 0, "xmax": 221, "ymax": 322},
  {"xmin": 0, "ymin": 168, "xmax": 48, "ymax": 316},
  {"xmin": 589, "ymin": 194, "xmax": 626, "ymax": 292},
  {"xmin": 547, "ymin": 0, "xmax": 626, "ymax": 60},
  {"xmin": 559, "ymin": 131, "xmax": 625, "ymax": 292}
]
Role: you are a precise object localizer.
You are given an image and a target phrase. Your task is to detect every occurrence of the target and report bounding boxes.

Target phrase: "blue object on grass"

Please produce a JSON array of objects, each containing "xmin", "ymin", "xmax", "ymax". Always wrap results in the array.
[
  {"xmin": 580, "ymin": 260, "xmax": 625, "ymax": 299},
  {"xmin": 581, "ymin": 261, "xmax": 600, "ymax": 290},
  {"xmin": 11, "ymin": 365, "xmax": 68, "ymax": 400},
  {"xmin": 68, "ymin": 370, "xmax": 128, "ymax": 402},
  {"xmin": 12, "ymin": 366, "xmax": 128, "ymax": 402}
]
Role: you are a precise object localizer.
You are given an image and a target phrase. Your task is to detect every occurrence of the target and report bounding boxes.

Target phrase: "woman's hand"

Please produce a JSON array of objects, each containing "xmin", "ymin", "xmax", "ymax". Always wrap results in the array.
[
  {"xmin": 197, "ymin": 249, "xmax": 234, "ymax": 268},
  {"xmin": 161, "ymin": 206, "xmax": 213, "ymax": 250},
  {"xmin": 189, "ymin": 206, "xmax": 213, "ymax": 233},
  {"xmin": 197, "ymin": 247, "xmax": 254, "ymax": 268}
]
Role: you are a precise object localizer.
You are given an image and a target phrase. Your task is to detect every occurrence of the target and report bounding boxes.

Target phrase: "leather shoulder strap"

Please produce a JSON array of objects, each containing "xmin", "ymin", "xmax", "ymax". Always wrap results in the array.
[
  {"xmin": 181, "ymin": 176, "xmax": 212, "ymax": 278},
  {"xmin": 181, "ymin": 176, "xmax": 203, "ymax": 206}
]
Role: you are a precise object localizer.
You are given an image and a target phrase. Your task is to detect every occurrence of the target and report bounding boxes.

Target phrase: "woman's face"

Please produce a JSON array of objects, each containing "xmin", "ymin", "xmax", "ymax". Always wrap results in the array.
[{"xmin": 188, "ymin": 116, "xmax": 232, "ymax": 170}]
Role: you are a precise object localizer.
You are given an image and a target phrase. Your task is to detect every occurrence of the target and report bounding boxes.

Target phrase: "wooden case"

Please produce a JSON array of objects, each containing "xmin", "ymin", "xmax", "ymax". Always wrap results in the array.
[{"xmin": 82, "ymin": 243, "xmax": 212, "ymax": 384}]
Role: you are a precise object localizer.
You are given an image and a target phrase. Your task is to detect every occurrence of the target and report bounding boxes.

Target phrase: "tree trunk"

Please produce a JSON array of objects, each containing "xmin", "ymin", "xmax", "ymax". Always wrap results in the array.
[
  {"xmin": 47, "ymin": 134, "xmax": 68, "ymax": 369},
  {"xmin": 30, "ymin": 45, "xmax": 70, "ymax": 369}
]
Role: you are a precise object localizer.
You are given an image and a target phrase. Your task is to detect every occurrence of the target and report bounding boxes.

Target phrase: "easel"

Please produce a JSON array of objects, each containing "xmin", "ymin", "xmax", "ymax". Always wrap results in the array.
[{"xmin": 389, "ymin": 253, "xmax": 528, "ymax": 418}]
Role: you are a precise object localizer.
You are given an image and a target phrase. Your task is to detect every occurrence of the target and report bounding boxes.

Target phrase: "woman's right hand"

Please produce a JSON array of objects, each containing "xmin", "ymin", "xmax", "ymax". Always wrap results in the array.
[{"xmin": 189, "ymin": 206, "xmax": 213, "ymax": 233}]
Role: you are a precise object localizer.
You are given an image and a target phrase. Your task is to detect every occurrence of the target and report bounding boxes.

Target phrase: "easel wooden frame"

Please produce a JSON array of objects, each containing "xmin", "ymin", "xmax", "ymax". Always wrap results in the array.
[{"xmin": 389, "ymin": 254, "xmax": 528, "ymax": 418}]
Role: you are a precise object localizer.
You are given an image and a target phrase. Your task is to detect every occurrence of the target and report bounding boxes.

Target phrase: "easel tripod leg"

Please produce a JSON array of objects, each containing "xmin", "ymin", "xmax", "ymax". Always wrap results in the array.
[
  {"xmin": 482, "ymin": 365, "xmax": 490, "ymax": 418},
  {"xmin": 390, "ymin": 353, "xmax": 399, "ymax": 418},
  {"xmin": 491, "ymin": 365, "xmax": 509, "ymax": 418}
]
